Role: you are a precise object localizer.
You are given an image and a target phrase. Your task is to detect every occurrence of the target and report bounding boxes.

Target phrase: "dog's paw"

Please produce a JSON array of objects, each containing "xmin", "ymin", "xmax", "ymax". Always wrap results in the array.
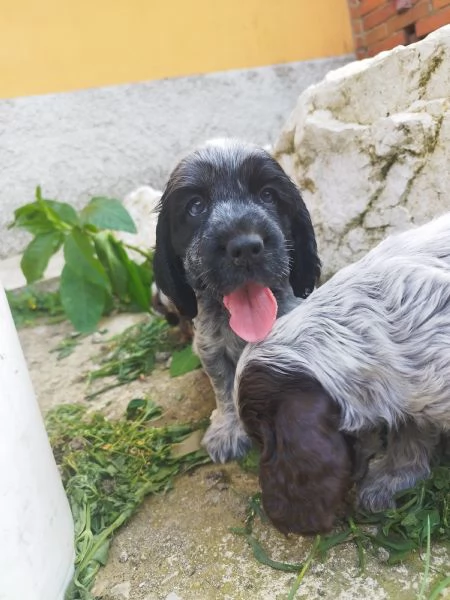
[
  {"xmin": 358, "ymin": 464, "xmax": 430, "ymax": 513},
  {"xmin": 202, "ymin": 412, "xmax": 251, "ymax": 463},
  {"xmin": 357, "ymin": 477, "xmax": 397, "ymax": 513}
]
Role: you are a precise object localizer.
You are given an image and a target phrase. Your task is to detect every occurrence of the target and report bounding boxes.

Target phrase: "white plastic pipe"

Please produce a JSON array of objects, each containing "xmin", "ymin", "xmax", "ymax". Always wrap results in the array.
[{"xmin": 0, "ymin": 284, "xmax": 74, "ymax": 599}]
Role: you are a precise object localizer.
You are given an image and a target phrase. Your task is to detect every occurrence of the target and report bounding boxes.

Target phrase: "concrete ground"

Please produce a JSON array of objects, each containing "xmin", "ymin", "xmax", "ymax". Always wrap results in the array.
[{"xmin": 15, "ymin": 312, "xmax": 450, "ymax": 600}]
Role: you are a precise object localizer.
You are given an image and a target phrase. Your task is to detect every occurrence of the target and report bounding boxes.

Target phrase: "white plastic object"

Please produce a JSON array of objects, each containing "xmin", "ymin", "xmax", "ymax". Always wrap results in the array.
[{"xmin": 0, "ymin": 284, "xmax": 74, "ymax": 599}]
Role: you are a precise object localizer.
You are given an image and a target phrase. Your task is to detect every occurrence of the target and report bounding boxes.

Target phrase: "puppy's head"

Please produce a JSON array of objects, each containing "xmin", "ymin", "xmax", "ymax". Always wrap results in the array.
[
  {"xmin": 153, "ymin": 139, "xmax": 320, "ymax": 320},
  {"xmin": 237, "ymin": 359, "xmax": 352, "ymax": 535}
]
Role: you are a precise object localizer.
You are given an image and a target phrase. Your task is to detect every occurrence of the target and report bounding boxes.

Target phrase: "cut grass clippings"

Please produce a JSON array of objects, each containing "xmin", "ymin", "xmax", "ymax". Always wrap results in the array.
[
  {"xmin": 87, "ymin": 317, "xmax": 171, "ymax": 384},
  {"xmin": 233, "ymin": 453, "xmax": 450, "ymax": 599},
  {"xmin": 6, "ymin": 286, "xmax": 65, "ymax": 328},
  {"xmin": 86, "ymin": 316, "xmax": 201, "ymax": 399},
  {"xmin": 46, "ymin": 401, "xmax": 210, "ymax": 600}
]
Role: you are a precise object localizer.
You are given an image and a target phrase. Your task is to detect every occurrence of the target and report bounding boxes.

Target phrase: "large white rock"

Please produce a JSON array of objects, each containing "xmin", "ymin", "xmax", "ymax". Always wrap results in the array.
[
  {"xmin": 274, "ymin": 26, "xmax": 450, "ymax": 280},
  {"xmin": 116, "ymin": 185, "xmax": 162, "ymax": 261}
]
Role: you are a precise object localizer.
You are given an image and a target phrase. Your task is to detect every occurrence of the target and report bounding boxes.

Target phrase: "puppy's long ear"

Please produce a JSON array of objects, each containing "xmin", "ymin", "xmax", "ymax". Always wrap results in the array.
[
  {"xmin": 238, "ymin": 362, "xmax": 351, "ymax": 535},
  {"xmin": 288, "ymin": 190, "xmax": 321, "ymax": 298},
  {"xmin": 153, "ymin": 198, "xmax": 197, "ymax": 319}
]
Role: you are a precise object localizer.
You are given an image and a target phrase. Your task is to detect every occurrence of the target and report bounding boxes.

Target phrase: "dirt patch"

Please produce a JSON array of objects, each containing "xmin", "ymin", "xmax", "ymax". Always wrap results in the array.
[{"xmin": 19, "ymin": 315, "xmax": 450, "ymax": 600}]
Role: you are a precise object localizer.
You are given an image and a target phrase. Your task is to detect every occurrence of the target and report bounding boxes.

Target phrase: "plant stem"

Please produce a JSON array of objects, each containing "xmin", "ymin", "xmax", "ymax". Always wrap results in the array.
[
  {"xmin": 417, "ymin": 515, "xmax": 431, "ymax": 600},
  {"xmin": 287, "ymin": 535, "xmax": 321, "ymax": 600},
  {"xmin": 123, "ymin": 242, "xmax": 152, "ymax": 260}
]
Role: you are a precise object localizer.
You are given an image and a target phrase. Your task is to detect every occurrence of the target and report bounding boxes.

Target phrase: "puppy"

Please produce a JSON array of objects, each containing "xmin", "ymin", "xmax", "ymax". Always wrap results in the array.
[
  {"xmin": 236, "ymin": 213, "xmax": 450, "ymax": 534},
  {"xmin": 153, "ymin": 139, "xmax": 321, "ymax": 462}
]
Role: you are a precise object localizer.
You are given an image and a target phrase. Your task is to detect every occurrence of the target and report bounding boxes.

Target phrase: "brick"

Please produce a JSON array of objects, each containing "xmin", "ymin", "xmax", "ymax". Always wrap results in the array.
[
  {"xmin": 365, "ymin": 23, "xmax": 388, "ymax": 45},
  {"xmin": 433, "ymin": 0, "xmax": 450, "ymax": 9},
  {"xmin": 352, "ymin": 19, "xmax": 365, "ymax": 35},
  {"xmin": 386, "ymin": 1, "xmax": 430, "ymax": 33},
  {"xmin": 359, "ymin": 0, "xmax": 385, "ymax": 16},
  {"xmin": 416, "ymin": 5, "xmax": 450, "ymax": 36},
  {"xmin": 349, "ymin": 4, "xmax": 362, "ymax": 18},
  {"xmin": 363, "ymin": 3, "xmax": 397, "ymax": 28},
  {"xmin": 356, "ymin": 48, "xmax": 369, "ymax": 59},
  {"xmin": 368, "ymin": 30, "xmax": 407, "ymax": 54}
]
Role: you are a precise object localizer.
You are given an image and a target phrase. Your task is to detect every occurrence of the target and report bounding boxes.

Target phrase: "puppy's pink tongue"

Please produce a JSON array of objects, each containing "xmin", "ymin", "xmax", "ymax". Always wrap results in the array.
[{"xmin": 223, "ymin": 283, "xmax": 277, "ymax": 342}]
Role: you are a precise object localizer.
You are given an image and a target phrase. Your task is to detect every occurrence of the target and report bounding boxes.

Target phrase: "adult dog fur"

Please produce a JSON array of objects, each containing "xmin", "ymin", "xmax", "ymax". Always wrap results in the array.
[
  {"xmin": 153, "ymin": 139, "xmax": 320, "ymax": 462},
  {"xmin": 236, "ymin": 213, "xmax": 450, "ymax": 534}
]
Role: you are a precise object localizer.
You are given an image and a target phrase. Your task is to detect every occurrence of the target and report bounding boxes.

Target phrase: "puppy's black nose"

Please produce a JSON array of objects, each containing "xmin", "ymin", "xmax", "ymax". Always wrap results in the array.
[{"xmin": 227, "ymin": 234, "xmax": 264, "ymax": 265}]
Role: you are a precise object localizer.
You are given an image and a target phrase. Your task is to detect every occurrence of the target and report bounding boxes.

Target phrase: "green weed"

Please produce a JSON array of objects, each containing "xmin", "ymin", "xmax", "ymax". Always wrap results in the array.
[
  {"xmin": 234, "ymin": 455, "xmax": 450, "ymax": 599},
  {"xmin": 6, "ymin": 286, "xmax": 65, "ymax": 328},
  {"xmin": 46, "ymin": 402, "xmax": 210, "ymax": 600},
  {"xmin": 10, "ymin": 187, "xmax": 153, "ymax": 332}
]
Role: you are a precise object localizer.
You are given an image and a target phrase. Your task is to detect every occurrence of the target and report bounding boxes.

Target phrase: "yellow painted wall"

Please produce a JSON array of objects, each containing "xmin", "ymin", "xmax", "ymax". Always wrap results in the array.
[{"xmin": 1, "ymin": 0, "xmax": 353, "ymax": 99}]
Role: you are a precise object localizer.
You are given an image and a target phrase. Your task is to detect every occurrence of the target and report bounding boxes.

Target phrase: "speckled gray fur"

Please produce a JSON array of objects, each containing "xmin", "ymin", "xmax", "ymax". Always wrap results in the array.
[
  {"xmin": 236, "ymin": 212, "xmax": 450, "ymax": 510},
  {"xmin": 153, "ymin": 139, "xmax": 320, "ymax": 462}
]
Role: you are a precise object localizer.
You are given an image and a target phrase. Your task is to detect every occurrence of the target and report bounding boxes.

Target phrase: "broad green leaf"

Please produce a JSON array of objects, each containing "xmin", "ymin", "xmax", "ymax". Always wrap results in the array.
[
  {"xmin": 64, "ymin": 230, "xmax": 111, "ymax": 291},
  {"xmin": 43, "ymin": 199, "xmax": 80, "ymax": 227},
  {"xmin": 93, "ymin": 232, "xmax": 128, "ymax": 298},
  {"xmin": 20, "ymin": 231, "xmax": 64, "ymax": 283},
  {"xmin": 9, "ymin": 202, "xmax": 55, "ymax": 235},
  {"xmin": 108, "ymin": 236, "xmax": 150, "ymax": 310},
  {"xmin": 60, "ymin": 265, "xmax": 107, "ymax": 332},
  {"xmin": 170, "ymin": 346, "xmax": 201, "ymax": 377},
  {"xmin": 81, "ymin": 197, "xmax": 137, "ymax": 233},
  {"xmin": 35, "ymin": 186, "xmax": 79, "ymax": 227},
  {"xmin": 126, "ymin": 259, "xmax": 151, "ymax": 310}
]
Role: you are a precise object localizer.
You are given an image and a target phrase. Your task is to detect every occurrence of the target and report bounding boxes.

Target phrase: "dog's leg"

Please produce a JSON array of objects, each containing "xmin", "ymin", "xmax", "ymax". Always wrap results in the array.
[
  {"xmin": 347, "ymin": 427, "xmax": 384, "ymax": 483},
  {"xmin": 358, "ymin": 420, "xmax": 439, "ymax": 512},
  {"xmin": 199, "ymin": 352, "xmax": 251, "ymax": 463}
]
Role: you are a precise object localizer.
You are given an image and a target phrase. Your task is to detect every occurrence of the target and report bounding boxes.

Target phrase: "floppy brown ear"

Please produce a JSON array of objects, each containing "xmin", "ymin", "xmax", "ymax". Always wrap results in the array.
[
  {"xmin": 238, "ymin": 362, "xmax": 351, "ymax": 535},
  {"xmin": 288, "ymin": 192, "xmax": 321, "ymax": 298},
  {"xmin": 259, "ymin": 391, "xmax": 352, "ymax": 535},
  {"xmin": 153, "ymin": 196, "xmax": 198, "ymax": 319}
]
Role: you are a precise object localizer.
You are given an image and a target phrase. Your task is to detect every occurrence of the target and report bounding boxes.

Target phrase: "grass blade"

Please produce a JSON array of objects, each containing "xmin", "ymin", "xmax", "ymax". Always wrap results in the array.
[
  {"xmin": 287, "ymin": 535, "xmax": 321, "ymax": 600},
  {"xmin": 428, "ymin": 576, "xmax": 450, "ymax": 600},
  {"xmin": 417, "ymin": 515, "xmax": 431, "ymax": 600}
]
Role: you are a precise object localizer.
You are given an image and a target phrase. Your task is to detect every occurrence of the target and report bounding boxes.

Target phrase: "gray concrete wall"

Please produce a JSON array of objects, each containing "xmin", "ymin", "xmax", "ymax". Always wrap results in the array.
[{"xmin": 0, "ymin": 55, "xmax": 353, "ymax": 259}]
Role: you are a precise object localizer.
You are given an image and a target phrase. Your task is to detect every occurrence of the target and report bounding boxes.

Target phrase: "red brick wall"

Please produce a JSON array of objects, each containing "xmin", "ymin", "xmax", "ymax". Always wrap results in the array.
[{"xmin": 348, "ymin": 0, "xmax": 450, "ymax": 58}]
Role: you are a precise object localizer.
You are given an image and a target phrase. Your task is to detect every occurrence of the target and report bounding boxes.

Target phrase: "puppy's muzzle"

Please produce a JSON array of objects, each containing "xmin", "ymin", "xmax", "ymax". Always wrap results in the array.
[{"xmin": 226, "ymin": 233, "xmax": 264, "ymax": 267}]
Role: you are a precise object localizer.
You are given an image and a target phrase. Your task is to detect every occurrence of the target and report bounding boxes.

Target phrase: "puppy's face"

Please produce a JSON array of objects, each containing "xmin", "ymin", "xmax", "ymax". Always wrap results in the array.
[
  {"xmin": 238, "ymin": 363, "xmax": 353, "ymax": 535},
  {"xmin": 153, "ymin": 140, "xmax": 320, "ymax": 320}
]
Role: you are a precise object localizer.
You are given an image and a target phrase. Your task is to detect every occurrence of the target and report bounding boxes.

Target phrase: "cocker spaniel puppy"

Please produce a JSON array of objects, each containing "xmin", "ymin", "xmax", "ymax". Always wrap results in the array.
[
  {"xmin": 153, "ymin": 139, "xmax": 321, "ymax": 462},
  {"xmin": 236, "ymin": 212, "xmax": 450, "ymax": 534}
]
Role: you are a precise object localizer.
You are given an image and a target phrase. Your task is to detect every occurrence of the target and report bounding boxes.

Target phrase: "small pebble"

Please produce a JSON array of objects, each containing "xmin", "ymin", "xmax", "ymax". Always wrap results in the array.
[
  {"xmin": 119, "ymin": 550, "xmax": 129, "ymax": 563},
  {"xmin": 111, "ymin": 581, "xmax": 131, "ymax": 600},
  {"xmin": 91, "ymin": 332, "xmax": 106, "ymax": 344},
  {"xmin": 377, "ymin": 547, "xmax": 390, "ymax": 562}
]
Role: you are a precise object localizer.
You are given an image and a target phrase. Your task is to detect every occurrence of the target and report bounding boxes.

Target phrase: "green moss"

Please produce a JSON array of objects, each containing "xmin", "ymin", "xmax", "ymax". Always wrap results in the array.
[
  {"xmin": 300, "ymin": 177, "xmax": 317, "ymax": 194},
  {"xmin": 419, "ymin": 49, "xmax": 445, "ymax": 92}
]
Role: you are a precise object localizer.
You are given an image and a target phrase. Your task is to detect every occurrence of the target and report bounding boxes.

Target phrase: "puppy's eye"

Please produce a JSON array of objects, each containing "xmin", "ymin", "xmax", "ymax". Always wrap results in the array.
[
  {"xmin": 259, "ymin": 187, "xmax": 277, "ymax": 204},
  {"xmin": 186, "ymin": 196, "xmax": 207, "ymax": 217}
]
